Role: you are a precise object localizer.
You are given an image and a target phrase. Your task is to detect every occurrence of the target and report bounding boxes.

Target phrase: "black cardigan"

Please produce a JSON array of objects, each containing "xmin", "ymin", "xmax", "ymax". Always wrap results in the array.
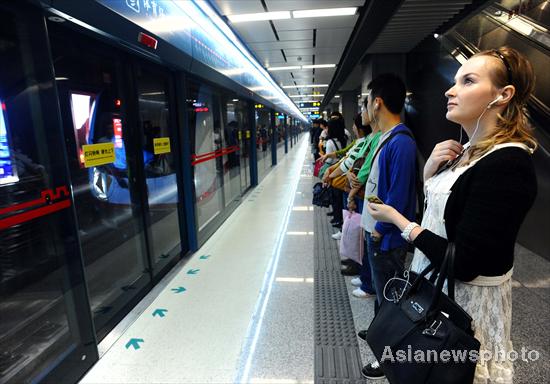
[{"xmin": 413, "ymin": 147, "xmax": 537, "ymax": 282}]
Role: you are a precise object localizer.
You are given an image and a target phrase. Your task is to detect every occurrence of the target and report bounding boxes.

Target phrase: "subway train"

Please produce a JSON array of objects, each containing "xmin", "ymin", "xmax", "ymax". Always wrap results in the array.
[{"xmin": 0, "ymin": 1, "xmax": 305, "ymax": 383}]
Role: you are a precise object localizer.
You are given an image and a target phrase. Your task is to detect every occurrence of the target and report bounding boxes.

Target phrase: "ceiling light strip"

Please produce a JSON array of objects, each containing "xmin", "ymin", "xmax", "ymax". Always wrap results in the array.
[
  {"xmin": 267, "ymin": 64, "xmax": 336, "ymax": 71},
  {"xmin": 292, "ymin": 7, "xmax": 357, "ymax": 19},
  {"xmin": 228, "ymin": 11, "xmax": 291, "ymax": 23}
]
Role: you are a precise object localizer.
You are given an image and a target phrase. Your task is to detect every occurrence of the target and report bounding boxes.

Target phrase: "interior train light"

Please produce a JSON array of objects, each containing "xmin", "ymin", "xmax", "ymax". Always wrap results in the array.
[{"xmin": 138, "ymin": 32, "xmax": 158, "ymax": 49}]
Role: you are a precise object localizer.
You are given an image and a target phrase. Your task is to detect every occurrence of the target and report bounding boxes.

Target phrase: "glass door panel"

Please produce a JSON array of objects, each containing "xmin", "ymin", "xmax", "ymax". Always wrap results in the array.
[
  {"xmin": 255, "ymin": 108, "xmax": 271, "ymax": 182},
  {"xmin": 0, "ymin": 5, "xmax": 96, "ymax": 383},
  {"xmin": 50, "ymin": 25, "xmax": 150, "ymax": 338},
  {"xmin": 135, "ymin": 66, "xmax": 183, "ymax": 271},
  {"xmin": 187, "ymin": 82, "xmax": 224, "ymax": 231},
  {"xmin": 221, "ymin": 96, "xmax": 241, "ymax": 206}
]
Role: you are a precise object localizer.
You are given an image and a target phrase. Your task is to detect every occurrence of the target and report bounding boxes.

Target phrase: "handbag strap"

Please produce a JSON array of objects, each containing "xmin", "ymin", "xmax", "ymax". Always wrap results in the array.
[{"xmin": 425, "ymin": 243, "xmax": 456, "ymax": 319}]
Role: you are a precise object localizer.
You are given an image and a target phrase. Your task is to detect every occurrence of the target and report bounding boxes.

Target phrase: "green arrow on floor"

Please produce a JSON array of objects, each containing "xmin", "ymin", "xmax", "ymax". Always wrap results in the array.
[
  {"xmin": 171, "ymin": 286, "xmax": 186, "ymax": 293},
  {"xmin": 187, "ymin": 268, "xmax": 200, "ymax": 275},
  {"xmin": 125, "ymin": 338, "xmax": 144, "ymax": 350},
  {"xmin": 152, "ymin": 309, "xmax": 168, "ymax": 318},
  {"xmin": 199, "ymin": 255, "xmax": 210, "ymax": 260}
]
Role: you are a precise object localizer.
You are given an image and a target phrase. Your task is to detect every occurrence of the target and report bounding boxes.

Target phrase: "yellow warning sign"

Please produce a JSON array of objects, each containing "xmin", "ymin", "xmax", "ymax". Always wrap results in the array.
[
  {"xmin": 246, "ymin": 130, "xmax": 251, "ymax": 139},
  {"xmin": 153, "ymin": 137, "xmax": 171, "ymax": 154},
  {"xmin": 83, "ymin": 143, "xmax": 115, "ymax": 168}
]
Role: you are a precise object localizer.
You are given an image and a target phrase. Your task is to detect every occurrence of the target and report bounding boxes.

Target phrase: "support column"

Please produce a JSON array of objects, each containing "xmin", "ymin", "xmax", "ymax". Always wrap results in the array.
[{"xmin": 340, "ymin": 91, "xmax": 358, "ymax": 134}]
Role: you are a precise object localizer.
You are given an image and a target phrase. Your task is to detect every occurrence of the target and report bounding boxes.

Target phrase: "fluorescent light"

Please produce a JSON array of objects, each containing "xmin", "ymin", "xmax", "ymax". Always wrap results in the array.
[
  {"xmin": 334, "ymin": 95, "xmax": 340, "ymax": 98},
  {"xmin": 301, "ymin": 64, "xmax": 336, "ymax": 69},
  {"xmin": 282, "ymin": 84, "xmax": 328, "ymax": 88},
  {"xmin": 232, "ymin": 99, "xmax": 239, "ymax": 101},
  {"xmin": 228, "ymin": 11, "xmax": 291, "ymax": 23},
  {"xmin": 267, "ymin": 66, "xmax": 301, "ymax": 71},
  {"xmin": 293, "ymin": 7, "xmax": 357, "ymax": 19},
  {"xmin": 289, "ymin": 94, "xmax": 324, "ymax": 98}
]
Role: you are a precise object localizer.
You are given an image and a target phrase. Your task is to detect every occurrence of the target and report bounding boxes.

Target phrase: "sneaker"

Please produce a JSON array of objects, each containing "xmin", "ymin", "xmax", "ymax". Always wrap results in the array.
[
  {"xmin": 350, "ymin": 277, "xmax": 362, "ymax": 287},
  {"xmin": 352, "ymin": 288, "xmax": 375, "ymax": 298},
  {"xmin": 362, "ymin": 361, "xmax": 385, "ymax": 380},
  {"xmin": 331, "ymin": 231, "xmax": 342, "ymax": 240},
  {"xmin": 340, "ymin": 264, "xmax": 360, "ymax": 276}
]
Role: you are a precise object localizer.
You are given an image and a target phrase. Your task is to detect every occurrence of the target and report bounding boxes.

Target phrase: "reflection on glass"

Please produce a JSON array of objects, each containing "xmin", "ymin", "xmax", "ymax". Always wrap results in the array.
[
  {"xmin": 255, "ymin": 108, "xmax": 272, "ymax": 182},
  {"xmin": 0, "ymin": 99, "xmax": 18, "ymax": 184},
  {"xmin": 188, "ymin": 82, "xmax": 224, "ymax": 231},
  {"xmin": 51, "ymin": 28, "xmax": 148, "ymax": 338},
  {"xmin": 0, "ymin": 12, "xmax": 90, "ymax": 383},
  {"xmin": 137, "ymin": 71, "xmax": 181, "ymax": 264},
  {"xmin": 221, "ymin": 96, "xmax": 248, "ymax": 203}
]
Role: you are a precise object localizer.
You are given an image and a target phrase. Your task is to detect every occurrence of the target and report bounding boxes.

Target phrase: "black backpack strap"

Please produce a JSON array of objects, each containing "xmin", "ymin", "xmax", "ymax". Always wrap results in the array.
[{"xmin": 371, "ymin": 129, "xmax": 414, "ymax": 163}]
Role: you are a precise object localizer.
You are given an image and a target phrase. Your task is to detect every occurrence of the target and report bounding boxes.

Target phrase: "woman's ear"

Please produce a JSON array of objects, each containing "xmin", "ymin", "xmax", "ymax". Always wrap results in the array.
[{"xmin": 500, "ymin": 85, "xmax": 516, "ymax": 105}]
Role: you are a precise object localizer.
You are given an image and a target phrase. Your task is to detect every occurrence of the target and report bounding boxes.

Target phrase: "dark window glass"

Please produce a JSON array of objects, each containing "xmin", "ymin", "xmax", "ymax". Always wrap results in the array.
[
  {"xmin": 0, "ymin": 8, "xmax": 95, "ymax": 383},
  {"xmin": 50, "ymin": 24, "xmax": 149, "ymax": 338},
  {"xmin": 136, "ymin": 68, "xmax": 182, "ymax": 264}
]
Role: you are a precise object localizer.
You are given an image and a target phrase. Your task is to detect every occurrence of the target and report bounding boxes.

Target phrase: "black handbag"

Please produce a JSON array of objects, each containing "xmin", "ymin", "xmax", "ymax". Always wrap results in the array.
[
  {"xmin": 312, "ymin": 182, "xmax": 332, "ymax": 207},
  {"xmin": 367, "ymin": 243, "xmax": 480, "ymax": 384}
]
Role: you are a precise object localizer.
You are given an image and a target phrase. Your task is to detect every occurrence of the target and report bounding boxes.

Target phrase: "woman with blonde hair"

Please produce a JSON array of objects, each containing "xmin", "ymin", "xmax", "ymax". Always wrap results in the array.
[{"xmin": 366, "ymin": 46, "xmax": 538, "ymax": 383}]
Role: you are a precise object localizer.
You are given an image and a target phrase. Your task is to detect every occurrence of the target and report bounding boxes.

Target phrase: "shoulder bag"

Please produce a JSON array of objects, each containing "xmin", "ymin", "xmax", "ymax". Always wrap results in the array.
[{"xmin": 366, "ymin": 243, "xmax": 480, "ymax": 384}]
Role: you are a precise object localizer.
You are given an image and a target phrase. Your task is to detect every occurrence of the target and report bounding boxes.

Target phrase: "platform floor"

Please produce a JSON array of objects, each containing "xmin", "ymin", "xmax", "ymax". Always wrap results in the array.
[
  {"xmin": 80, "ymin": 137, "xmax": 315, "ymax": 384},
  {"xmin": 80, "ymin": 135, "xmax": 549, "ymax": 384}
]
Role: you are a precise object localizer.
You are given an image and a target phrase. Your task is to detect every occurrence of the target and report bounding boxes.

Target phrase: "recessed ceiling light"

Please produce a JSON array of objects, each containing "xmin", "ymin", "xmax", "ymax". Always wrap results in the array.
[
  {"xmin": 228, "ymin": 11, "xmax": 291, "ymax": 23},
  {"xmin": 267, "ymin": 66, "xmax": 301, "ymax": 71},
  {"xmin": 292, "ymin": 7, "xmax": 357, "ymax": 19},
  {"xmin": 301, "ymin": 64, "xmax": 336, "ymax": 69},
  {"xmin": 282, "ymin": 84, "xmax": 328, "ymax": 88}
]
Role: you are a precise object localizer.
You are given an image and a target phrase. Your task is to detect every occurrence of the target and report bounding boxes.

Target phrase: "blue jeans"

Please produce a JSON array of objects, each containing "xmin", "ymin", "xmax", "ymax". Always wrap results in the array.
[
  {"xmin": 359, "ymin": 231, "xmax": 376, "ymax": 294},
  {"xmin": 367, "ymin": 233, "xmax": 407, "ymax": 305}
]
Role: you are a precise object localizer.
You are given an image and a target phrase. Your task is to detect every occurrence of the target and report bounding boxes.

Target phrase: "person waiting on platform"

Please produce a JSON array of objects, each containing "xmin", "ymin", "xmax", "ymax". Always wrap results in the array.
[
  {"xmin": 366, "ymin": 47, "xmax": 538, "ymax": 383},
  {"xmin": 323, "ymin": 118, "xmax": 347, "ymax": 229},
  {"xmin": 359, "ymin": 73, "xmax": 417, "ymax": 380}
]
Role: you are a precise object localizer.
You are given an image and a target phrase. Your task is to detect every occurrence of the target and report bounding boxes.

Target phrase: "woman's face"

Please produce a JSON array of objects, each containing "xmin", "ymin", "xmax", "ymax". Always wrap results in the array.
[{"xmin": 445, "ymin": 56, "xmax": 499, "ymax": 125}]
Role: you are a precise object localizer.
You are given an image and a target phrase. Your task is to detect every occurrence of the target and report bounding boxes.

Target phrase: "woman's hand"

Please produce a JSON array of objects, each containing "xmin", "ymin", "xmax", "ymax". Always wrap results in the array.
[
  {"xmin": 347, "ymin": 199, "xmax": 357, "ymax": 212},
  {"xmin": 423, "ymin": 140, "xmax": 463, "ymax": 181},
  {"xmin": 347, "ymin": 172, "xmax": 362, "ymax": 189},
  {"xmin": 366, "ymin": 202, "xmax": 398, "ymax": 224}
]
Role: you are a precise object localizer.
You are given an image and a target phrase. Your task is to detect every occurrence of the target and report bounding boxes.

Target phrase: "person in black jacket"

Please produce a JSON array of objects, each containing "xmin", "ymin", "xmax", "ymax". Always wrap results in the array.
[{"xmin": 365, "ymin": 47, "xmax": 537, "ymax": 383}]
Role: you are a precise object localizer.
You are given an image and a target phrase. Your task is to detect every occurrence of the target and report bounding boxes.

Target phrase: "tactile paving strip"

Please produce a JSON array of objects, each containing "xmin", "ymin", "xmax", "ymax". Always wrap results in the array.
[{"xmin": 314, "ymin": 206, "xmax": 366, "ymax": 383}]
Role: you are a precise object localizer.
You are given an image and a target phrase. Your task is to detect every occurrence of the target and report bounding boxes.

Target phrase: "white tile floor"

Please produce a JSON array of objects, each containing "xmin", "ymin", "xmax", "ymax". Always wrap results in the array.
[{"xmin": 80, "ymin": 137, "xmax": 314, "ymax": 384}]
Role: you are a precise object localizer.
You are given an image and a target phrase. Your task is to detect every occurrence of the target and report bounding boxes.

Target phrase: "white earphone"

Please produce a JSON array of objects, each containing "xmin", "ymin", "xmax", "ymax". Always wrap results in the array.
[{"xmin": 487, "ymin": 95, "xmax": 504, "ymax": 109}]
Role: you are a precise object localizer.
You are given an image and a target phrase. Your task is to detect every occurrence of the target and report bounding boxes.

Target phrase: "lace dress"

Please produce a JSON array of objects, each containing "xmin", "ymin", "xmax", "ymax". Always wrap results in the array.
[{"xmin": 411, "ymin": 143, "xmax": 529, "ymax": 384}]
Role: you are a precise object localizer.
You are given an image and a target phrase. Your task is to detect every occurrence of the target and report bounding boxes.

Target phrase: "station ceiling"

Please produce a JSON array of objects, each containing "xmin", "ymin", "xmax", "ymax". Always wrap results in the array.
[{"xmin": 213, "ymin": 0, "xmax": 482, "ymax": 111}]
